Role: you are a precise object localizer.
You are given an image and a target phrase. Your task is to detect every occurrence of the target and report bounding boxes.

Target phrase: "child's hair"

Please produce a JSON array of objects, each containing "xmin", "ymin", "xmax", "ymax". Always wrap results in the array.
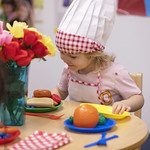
[
  {"xmin": 86, "ymin": 51, "xmax": 116, "ymax": 71},
  {"xmin": 1, "ymin": 0, "xmax": 15, "ymax": 5},
  {"xmin": 16, "ymin": 0, "xmax": 34, "ymax": 27}
]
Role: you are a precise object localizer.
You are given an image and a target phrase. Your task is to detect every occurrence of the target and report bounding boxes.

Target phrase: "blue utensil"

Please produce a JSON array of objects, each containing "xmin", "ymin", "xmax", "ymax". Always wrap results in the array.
[
  {"xmin": 101, "ymin": 132, "xmax": 107, "ymax": 139},
  {"xmin": 98, "ymin": 135, "xmax": 119, "ymax": 145},
  {"xmin": 84, "ymin": 132, "xmax": 119, "ymax": 148}
]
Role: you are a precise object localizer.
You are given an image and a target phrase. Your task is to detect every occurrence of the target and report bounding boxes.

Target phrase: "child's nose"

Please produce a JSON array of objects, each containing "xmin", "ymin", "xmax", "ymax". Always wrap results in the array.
[{"xmin": 64, "ymin": 57, "xmax": 71, "ymax": 64}]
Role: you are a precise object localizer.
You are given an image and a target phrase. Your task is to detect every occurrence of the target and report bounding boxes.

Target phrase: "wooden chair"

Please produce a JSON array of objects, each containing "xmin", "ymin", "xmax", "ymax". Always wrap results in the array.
[
  {"xmin": 130, "ymin": 73, "xmax": 143, "ymax": 150},
  {"xmin": 130, "ymin": 72, "xmax": 143, "ymax": 118}
]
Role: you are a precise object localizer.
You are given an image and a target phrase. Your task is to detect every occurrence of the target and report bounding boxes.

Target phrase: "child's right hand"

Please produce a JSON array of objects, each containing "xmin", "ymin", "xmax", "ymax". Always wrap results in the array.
[{"xmin": 112, "ymin": 101, "xmax": 131, "ymax": 114}]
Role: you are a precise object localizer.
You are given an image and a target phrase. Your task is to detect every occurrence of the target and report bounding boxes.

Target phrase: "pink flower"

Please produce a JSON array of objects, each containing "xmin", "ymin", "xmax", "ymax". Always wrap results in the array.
[{"xmin": 0, "ymin": 21, "xmax": 13, "ymax": 46}]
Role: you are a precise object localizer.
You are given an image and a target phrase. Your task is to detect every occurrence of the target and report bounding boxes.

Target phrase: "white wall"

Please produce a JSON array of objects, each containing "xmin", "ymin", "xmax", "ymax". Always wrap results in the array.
[
  {"xmin": 28, "ymin": 0, "xmax": 150, "ymax": 131},
  {"xmin": 106, "ymin": 15, "xmax": 150, "ymax": 131}
]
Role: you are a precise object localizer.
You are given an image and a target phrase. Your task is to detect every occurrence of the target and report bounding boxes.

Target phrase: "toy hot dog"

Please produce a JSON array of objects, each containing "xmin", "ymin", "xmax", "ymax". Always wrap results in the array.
[
  {"xmin": 33, "ymin": 89, "xmax": 51, "ymax": 98},
  {"xmin": 27, "ymin": 98, "xmax": 54, "ymax": 108}
]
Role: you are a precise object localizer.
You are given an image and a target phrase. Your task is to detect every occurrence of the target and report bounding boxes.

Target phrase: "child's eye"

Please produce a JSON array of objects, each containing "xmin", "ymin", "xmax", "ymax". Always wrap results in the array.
[
  {"xmin": 70, "ymin": 55, "xmax": 77, "ymax": 59},
  {"xmin": 60, "ymin": 52, "xmax": 64, "ymax": 55}
]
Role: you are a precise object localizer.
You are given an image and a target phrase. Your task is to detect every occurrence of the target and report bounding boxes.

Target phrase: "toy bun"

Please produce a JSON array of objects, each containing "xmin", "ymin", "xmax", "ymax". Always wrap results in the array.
[{"xmin": 33, "ymin": 89, "xmax": 51, "ymax": 98}]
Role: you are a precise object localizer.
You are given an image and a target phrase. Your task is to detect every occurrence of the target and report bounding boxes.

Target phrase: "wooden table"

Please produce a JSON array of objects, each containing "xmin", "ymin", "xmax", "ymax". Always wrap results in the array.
[{"xmin": 0, "ymin": 100, "xmax": 149, "ymax": 150}]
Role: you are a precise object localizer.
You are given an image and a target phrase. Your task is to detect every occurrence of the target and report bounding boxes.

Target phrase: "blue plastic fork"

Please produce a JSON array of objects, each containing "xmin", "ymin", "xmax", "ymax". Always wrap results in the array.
[{"xmin": 84, "ymin": 132, "xmax": 119, "ymax": 148}]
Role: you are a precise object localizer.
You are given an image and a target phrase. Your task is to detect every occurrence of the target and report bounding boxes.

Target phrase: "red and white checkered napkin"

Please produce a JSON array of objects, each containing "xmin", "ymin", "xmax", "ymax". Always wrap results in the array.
[{"xmin": 7, "ymin": 130, "xmax": 72, "ymax": 150}]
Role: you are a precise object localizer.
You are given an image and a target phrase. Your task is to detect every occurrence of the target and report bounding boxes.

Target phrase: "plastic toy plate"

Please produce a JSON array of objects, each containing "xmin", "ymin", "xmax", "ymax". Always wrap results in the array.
[
  {"xmin": 80, "ymin": 103, "xmax": 130, "ymax": 119},
  {"xmin": 64, "ymin": 118, "xmax": 116, "ymax": 133},
  {"xmin": 0, "ymin": 130, "xmax": 20, "ymax": 145},
  {"xmin": 25, "ymin": 101, "xmax": 63, "ymax": 113}
]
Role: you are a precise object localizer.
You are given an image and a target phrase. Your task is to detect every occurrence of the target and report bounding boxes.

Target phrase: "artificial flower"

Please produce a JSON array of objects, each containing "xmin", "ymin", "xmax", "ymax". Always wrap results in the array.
[
  {"xmin": 40, "ymin": 35, "xmax": 57, "ymax": 56},
  {"xmin": 0, "ymin": 21, "xmax": 13, "ymax": 46},
  {"xmin": 0, "ymin": 20, "xmax": 56, "ymax": 67},
  {"xmin": 2, "ymin": 42, "xmax": 19, "ymax": 60},
  {"xmin": 23, "ymin": 29, "xmax": 42, "ymax": 47},
  {"xmin": 6, "ymin": 21, "xmax": 28, "ymax": 38},
  {"xmin": 0, "ymin": 20, "xmax": 57, "ymax": 126}
]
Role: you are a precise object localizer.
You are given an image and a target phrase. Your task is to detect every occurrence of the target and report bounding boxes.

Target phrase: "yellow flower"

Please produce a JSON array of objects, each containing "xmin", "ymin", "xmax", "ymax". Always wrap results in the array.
[
  {"xmin": 40, "ymin": 35, "xmax": 57, "ymax": 56},
  {"xmin": 6, "ymin": 21, "xmax": 28, "ymax": 38}
]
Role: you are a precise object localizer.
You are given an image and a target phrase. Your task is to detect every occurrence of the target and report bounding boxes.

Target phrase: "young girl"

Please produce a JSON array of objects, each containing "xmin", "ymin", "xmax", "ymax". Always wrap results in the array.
[
  {"xmin": 15, "ymin": 0, "xmax": 34, "ymax": 27},
  {"xmin": 52, "ymin": 0, "xmax": 144, "ymax": 114},
  {"xmin": 0, "ymin": 0, "xmax": 16, "ymax": 29}
]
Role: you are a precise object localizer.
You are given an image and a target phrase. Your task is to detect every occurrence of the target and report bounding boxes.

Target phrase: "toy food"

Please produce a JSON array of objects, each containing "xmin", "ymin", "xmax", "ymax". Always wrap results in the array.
[
  {"xmin": 0, "ymin": 127, "xmax": 18, "ymax": 134},
  {"xmin": 51, "ymin": 94, "xmax": 61, "ymax": 104},
  {"xmin": 97, "ymin": 113, "xmax": 106, "ymax": 125},
  {"xmin": 33, "ymin": 89, "xmax": 51, "ymax": 98},
  {"xmin": 0, "ymin": 132, "xmax": 11, "ymax": 139},
  {"xmin": 26, "ymin": 98, "xmax": 54, "ymax": 108},
  {"xmin": 73, "ymin": 104, "xmax": 99, "ymax": 128}
]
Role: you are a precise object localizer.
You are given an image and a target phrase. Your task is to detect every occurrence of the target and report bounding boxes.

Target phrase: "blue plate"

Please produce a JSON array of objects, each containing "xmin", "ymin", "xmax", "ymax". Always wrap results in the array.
[{"xmin": 64, "ymin": 118, "xmax": 116, "ymax": 133}]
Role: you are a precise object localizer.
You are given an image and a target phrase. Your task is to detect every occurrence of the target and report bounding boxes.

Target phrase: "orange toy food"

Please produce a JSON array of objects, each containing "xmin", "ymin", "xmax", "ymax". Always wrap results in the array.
[
  {"xmin": 33, "ymin": 89, "xmax": 51, "ymax": 98},
  {"xmin": 0, "ymin": 127, "xmax": 18, "ymax": 134},
  {"xmin": 73, "ymin": 104, "xmax": 99, "ymax": 128}
]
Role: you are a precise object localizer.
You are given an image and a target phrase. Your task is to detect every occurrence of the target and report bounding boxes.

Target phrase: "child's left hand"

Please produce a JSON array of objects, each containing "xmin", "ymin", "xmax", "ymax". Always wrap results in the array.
[{"xmin": 112, "ymin": 101, "xmax": 131, "ymax": 114}]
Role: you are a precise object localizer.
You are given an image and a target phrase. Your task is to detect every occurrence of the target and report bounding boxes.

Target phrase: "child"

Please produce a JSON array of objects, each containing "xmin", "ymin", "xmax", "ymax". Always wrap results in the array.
[
  {"xmin": 15, "ymin": 0, "xmax": 34, "ymax": 27},
  {"xmin": 0, "ymin": 61, "xmax": 6, "ymax": 127},
  {"xmin": 52, "ymin": 0, "xmax": 144, "ymax": 114},
  {"xmin": 0, "ymin": 0, "xmax": 16, "ymax": 29}
]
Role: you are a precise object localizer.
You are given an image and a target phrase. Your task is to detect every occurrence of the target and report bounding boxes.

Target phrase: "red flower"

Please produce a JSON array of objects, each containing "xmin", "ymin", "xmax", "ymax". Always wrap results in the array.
[
  {"xmin": 13, "ymin": 49, "xmax": 28, "ymax": 61},
  {"xmin": 15, "ymin": 49, "xmax": 34, "ymax": 66},
  {"xmin": 32, "ymin": 41, "xmax": 50, "ymax": 58},
  {"xmin": 16, "ymin": 56, "xmax": 32, "ymax": 66},
  {"xmin": 2, "ymin": 41, "xmax": 19, "ymax": 60},
  {"xmin": 0, "ymin": 50, "xmax": 7, "ymax": 62},
  {"xmin": 0, "ymin": 22, "xmax": 56, "ymax": 67},
  {"xmin": 23, "ymin": 29, "xmax": 42, "ymax": 47}
]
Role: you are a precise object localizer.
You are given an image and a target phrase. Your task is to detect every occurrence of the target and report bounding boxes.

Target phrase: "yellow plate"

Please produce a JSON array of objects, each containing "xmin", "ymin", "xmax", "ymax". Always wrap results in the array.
[{"xmin": 80, "ymin": 103, "xmax": 130, "ymax": 119}]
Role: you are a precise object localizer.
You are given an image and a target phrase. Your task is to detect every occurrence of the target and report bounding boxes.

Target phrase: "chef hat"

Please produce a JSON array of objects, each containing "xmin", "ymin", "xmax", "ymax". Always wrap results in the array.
[{"xmin": 55, "ymin": 0, "xmax": 116, "ymax": 54}]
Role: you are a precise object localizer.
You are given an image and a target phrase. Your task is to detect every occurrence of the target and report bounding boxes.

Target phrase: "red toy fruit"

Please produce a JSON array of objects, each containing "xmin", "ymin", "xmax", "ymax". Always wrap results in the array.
[{"xmin": 51, "ymin": 94, "xmax": 61, "ymax": 104}]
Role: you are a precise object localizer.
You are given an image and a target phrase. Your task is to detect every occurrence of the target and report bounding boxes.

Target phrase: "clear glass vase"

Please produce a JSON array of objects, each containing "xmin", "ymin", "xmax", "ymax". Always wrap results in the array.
[{"xmin": 1, "ymin": 65, "xmax": 29, "ymax": 126}]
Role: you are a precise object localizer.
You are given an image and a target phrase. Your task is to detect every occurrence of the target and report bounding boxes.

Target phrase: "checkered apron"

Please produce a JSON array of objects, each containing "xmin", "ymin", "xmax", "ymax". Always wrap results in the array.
[{"xmin": 67, "ymin": 69, "xmax": 104, "ymax": 104}]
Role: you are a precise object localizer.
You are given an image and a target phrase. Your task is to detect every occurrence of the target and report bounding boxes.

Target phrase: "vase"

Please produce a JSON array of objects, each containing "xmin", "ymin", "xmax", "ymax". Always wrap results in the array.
[{"xmin": 1, "ymin": 65, "xmax": 29, "ymax": 126}]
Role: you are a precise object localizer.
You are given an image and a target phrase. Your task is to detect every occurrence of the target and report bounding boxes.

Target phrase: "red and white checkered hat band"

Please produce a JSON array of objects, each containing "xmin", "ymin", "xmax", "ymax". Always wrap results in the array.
[{"xmin": 55, "ymin": 30, "xmax": 105, "ymax": 54}]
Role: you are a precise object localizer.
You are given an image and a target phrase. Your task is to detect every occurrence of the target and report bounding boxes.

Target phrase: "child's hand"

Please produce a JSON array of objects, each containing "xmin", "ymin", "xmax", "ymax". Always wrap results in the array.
[{"xmin": 112, "ymin": 101, "xmax": 131, "ymax": 114}]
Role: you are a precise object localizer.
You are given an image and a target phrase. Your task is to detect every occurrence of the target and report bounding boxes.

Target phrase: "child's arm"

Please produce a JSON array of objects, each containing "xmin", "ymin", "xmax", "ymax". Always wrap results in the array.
[
  {"xmin": 112, "ymin": 94, "xmax": 144, "ymax": 114},
  {"xmin": 51, "ymin": 86, "xmax": 68, "ymax": 100}
]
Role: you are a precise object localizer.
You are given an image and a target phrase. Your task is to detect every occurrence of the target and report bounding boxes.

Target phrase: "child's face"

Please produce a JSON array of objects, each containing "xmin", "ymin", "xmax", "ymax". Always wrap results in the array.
[
  {"xmin": 2, "ymin": 4, "xmax": 14, "ymax": 16},
  {"xmin": 17, "ymin": 5, "xmax": 29, "ymax": 21},
  {"xmin": 60, "ymin": 52, "xmax": 94, "ymax": 74}
]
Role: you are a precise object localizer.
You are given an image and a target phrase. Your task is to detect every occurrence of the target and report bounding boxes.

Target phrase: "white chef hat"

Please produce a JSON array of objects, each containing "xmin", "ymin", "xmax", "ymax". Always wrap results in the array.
[{"xmin": 55, "ymin": 0, "xmax": 116, "ymax": 54}]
